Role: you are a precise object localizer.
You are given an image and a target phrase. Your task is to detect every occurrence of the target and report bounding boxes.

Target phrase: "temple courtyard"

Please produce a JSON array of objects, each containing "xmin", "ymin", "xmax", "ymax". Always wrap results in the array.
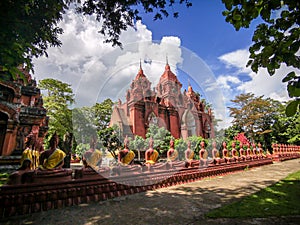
[{"xmin": 2, "ymin": 158, "xmax": 299, "ymax": 225}]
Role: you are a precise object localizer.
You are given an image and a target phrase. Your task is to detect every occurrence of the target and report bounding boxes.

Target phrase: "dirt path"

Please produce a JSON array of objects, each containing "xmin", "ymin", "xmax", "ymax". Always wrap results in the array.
[{"xmin": 2, "ymin": 159, "xmax": 300, "ymax": 225}]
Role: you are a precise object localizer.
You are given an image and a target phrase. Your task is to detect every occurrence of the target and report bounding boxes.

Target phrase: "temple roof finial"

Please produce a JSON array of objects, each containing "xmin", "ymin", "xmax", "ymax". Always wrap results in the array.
[
  {"xmin": 135, "ymin": 59, "xmax": 146, "ymax": 80},
  {"xmin": 139, "ymin": 58, "xmax": 142, "ymax": 70},
  {"xmin": 166, "ymin": 54, "xmax": 169, "ymax": 65},
  {"xmin": 165, "ymin": 54, "xmax": 170, "ymax": 71},
  {"xmin": 187, "ymin": 78, "xmax": 194, "ymax": 94}
]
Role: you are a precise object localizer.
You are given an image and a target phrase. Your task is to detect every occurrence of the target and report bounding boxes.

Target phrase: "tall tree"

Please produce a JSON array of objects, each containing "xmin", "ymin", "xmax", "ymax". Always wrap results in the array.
[
  {"xmin": 0, "ymin": 0, "xmax": 67, "ymax": 78},
  {"xmin": 222, "ymin": 0, "xmax": 300, "ymax": 116},
  {"xmin": 98, "ymin": 125, "xmax": 122, "ymax": 160},
  {"xmin": 38, "ymin": 78, "xmax": 74, "ymax": 146},
  {"xmin": 72, "ymin": 98, "xmax": 114, "ymax": 144},
  {"xmin": 272, "ymin": 101, "xmax": 300, "ymax": 145},
  {"xmin": 229, "ymin": 93, "xmax": 280, "ymax": 143},
  {"xmin": 72, "ymin": 107, "xmax": 97, "ymax": 144},
  {"xmin": 92, "ymin": 99, "xmax": 114, "ymax": 132},
  {"xmin": 129, "ymin": 135, "xmax": 146, "ymax": 151},
  {"xmin": 129, "ymin": 135, "xmax": 146, "ymax": 161},
  {"xmin": 0, "ymin": 0, "xmax": 191, "ymax": 79}
]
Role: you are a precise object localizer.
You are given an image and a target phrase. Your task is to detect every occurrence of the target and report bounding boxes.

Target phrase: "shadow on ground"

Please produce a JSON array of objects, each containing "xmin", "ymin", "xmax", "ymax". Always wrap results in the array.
[{"xmin": 3, "ymin": 177, "xmax": 298, "ymax": 225}]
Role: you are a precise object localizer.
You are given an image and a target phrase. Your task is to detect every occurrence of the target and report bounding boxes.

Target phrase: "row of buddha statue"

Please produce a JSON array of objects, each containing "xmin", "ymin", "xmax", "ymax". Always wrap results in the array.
[
  {"xmin": 15, "ymin": 133, "xmax": 300, "ymax": 177},
  {"xmin": 113, "ymin": 137, "xmax": 300, "ymax": 170}
]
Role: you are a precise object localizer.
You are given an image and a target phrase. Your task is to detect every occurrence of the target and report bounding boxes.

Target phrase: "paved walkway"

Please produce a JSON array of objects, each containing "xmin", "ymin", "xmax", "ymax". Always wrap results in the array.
[{"xmin": 2, "ymin": 159, "xmax": 300, "ymax": 225}]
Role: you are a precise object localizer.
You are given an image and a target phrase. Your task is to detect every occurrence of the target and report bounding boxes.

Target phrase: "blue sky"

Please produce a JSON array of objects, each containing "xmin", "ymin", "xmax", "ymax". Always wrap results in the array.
[
  {"xmin": 33, "ymin": 1, "xmax": 291, "ymax": 129},
  {"xmin": 141, "ymin": 1, "xmax": 254, "ymax": 58}
]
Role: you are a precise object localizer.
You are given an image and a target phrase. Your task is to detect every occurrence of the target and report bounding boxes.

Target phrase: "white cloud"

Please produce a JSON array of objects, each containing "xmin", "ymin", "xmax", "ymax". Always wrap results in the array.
[
  {"xmin": 214, "ymin": 47, "xmax": 299, "ymax": 130},
  {"xmin": 33, "ymin": 10, "xmax": 183, "ymax": 107},
  {"xmin": 218, "ymin": 48, "xmax": 292, "ymax": 102},
  {"xmin": 237, "ymin": 66, "xmax": 295, "ymax": 102},
  {"xmin": 215, "ymin": 75, "xmax": 241, "ymax": 90},
  {"xmin": 218, "ymin": 49, "xmax": 252, "ymax": 74}
]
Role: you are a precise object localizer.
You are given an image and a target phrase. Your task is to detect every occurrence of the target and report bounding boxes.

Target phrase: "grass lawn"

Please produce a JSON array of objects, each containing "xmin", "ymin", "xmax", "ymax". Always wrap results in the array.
[{"xmin": 206, "ymin": 170, "xmax": 300, "ymax": 218}]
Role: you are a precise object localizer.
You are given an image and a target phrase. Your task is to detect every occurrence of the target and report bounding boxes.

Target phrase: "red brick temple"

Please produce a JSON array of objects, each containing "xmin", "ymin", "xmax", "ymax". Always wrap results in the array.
[
  {"xmin": 0, "ymin": 66, "xmax": 48, "ymax": 157},
  {"xmin": 110, "ymin": 61, "xmax": 214, "ymax": 139}
]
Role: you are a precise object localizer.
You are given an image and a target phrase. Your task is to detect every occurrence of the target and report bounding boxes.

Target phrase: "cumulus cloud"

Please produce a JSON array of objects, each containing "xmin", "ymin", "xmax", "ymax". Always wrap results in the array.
[
  {"xmin": 215, "ymin": 75, "xmax": 241, "ymax": 90},
  {"xmin": 237, "ymin": 65, "xmax": 297, "ymax": 102},
  {"xmin": 33, "ymin": 10, "xmax": 183, "ymax": 107},
  {"xmin": 218, "ymin": 48, "xmax": 292, "ymax": 102},
  {"xmin": 218, "ymin": 49, "xmax": 252, "ymax": 74},
  {"xmin": 213, "ymin": 47, "xmax": 300, "ymax": 129}
]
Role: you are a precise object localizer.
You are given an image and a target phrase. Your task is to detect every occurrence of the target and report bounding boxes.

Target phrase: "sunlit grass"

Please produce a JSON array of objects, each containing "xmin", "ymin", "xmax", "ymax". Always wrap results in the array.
[{"xmin": 206, "ymin": 170, "xmax": 300, "ymax": 218}]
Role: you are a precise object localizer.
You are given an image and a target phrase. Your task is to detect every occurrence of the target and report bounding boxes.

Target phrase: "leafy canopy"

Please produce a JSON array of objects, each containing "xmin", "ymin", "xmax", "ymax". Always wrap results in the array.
[
  {"xmin": 38, "ymin": 78, "xmax": 75, "ymax": 146},
  {"xmin": 145, "ymin": 124, "xmax": 172, "ymax": 154},
  {"xmin": 98, "ymin": 125, "xmax": 122, "ymax": 159},
  {"xmin": 0, "ymin": 0, "xmax": 191, "ymax": 79},
  {"xmin": 72, "ymin": 99, "xmax": 114, "ymax": 144},
  {"xmin": 0, "ymin": 0, "xmax": 67, "ymax": 76},
  {"xmin": 228, "ymin": 93, "xmax": 280, "ymax": 142},
  {"xmin": 222, "ymin": 0, "xmax": 300, "ymax": 116},
  {"xmin": 272, "ymin": 101, "xmax": 300, "ymax": 145}
]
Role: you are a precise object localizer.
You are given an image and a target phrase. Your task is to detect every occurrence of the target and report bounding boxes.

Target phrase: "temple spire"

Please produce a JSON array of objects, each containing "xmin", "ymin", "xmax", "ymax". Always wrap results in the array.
[
  {"xmin": 165, "ymin": 54, "xmax": 170, "ymax": 71},
  {"xmin": 187, "ymin": 78, "xmax": 194, "ymax": 94},
  {"xmin": 135, "ymin": 58, "xmax": 146, "ymax": 80},
  {"xmin": 139, "ymin": 58, "xmax": 142, "ymax": 70}
]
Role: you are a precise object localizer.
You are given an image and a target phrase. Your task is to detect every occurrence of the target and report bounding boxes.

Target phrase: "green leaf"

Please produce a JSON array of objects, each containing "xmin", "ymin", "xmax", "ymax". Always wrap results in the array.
[
  {"xmin": 282, "ymin": 72, "xmax": 296, "ymax": 83},
  {"xmin": 285, "ymin": 100, "xmax": 299, "ymax": 117},
  {"xmin": 223, "ymin": 0, "xmax": 233, "ymax": 10},
  {"xmin": 233, "ymin": 10, "xmax": 241, "ymax": 21},
  {"xmin": 287, "ymin": 84, "xmax": 300, "ymax": 97},
  {"xmin": 246, "ymin": 61, "xmax": 253, "ymax": 70}
]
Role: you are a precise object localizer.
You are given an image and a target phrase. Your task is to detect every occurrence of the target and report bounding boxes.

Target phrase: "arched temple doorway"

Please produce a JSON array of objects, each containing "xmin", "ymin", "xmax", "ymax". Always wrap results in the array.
[
  {"xmin": 204, "ymin": 120, "xmax": 211, "ymax": 139},
  {"xmin": 148, "ymin": 112, "xmax": 158, "ymax": 126},
  {"xmin": 181, "ymin": 110, "xmax": 196, "ymax": 138}
]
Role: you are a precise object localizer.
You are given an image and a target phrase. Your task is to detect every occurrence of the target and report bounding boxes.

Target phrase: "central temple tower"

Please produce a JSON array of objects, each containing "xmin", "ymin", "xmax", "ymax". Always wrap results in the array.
[{"xmin": 110, "ymin": 60, "xmax": 214, "ymax": 139}]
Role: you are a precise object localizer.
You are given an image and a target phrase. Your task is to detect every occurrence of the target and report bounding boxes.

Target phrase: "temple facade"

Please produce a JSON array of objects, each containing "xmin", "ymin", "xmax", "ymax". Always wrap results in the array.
[
  {"xmin": 110, "ymin": 62, "xmax": 214, "ymax": 139},
  {"xmin": 0, "ymin": 66, "xmax": 48, "ymax": 156}
]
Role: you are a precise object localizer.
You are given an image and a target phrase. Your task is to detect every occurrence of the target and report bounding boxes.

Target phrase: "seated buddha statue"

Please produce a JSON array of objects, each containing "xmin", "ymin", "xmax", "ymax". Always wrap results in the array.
[
  {"xmin": 199, "ymin": 141, "xmax": 209, "ymax": 167},
  {"xmin": 145, "ymin": 137, "xmax": 159, "ymax": 165},
  {"xmin": 20, "ymin": 133, "xmax": 35, "ymax": 170},
  {"xmin": 239, "ymin": 144, "xmax": 247, "ymax": 161},
  {"xmin": 212, "ymin": 141, "xmax": 221, "ymax": 165},
  {"xmin": 185, "ymin": 140, "xmax": 195, "ymax": 167},
  {"xmin": 83, "ymin": 137, "xmax": 103, "ymax": 171},
  {"xmin": 222, "ymin": 142, "xmax": 231, "ymax": 163},
  {"xmin": 118, "ymin": 136, "xmax": 135, "ymax": 166},
  {"xmin": 21, "ymin": 133, "xmax": 40, "ymax": 170},
  {"xmin": 272, "ymin": 143, "xmax": 277, "ymax": 155},
  {"xmin": 231, "ymin": 141, "xmax": 239, "ymax": 162},
  {"xmin": 7, "ymin": 161, "xmax": 33, "ymax": 185},
  {"xmin": 39, "ymin": 132, "xmax": 66, "ymax": 170},
  {"xmin": 257, "ymin": 142, "xmax": 266, "ymax": 158},
  {"xmin": 252, "ymin": 143, "xmax": 258, "ymax": 159},
  {"xmin": 246, "ymin": 142, "xmax": 253, "ymax": 160},
  {"xmin": 167, "ymin": 139, "xmax": 178, "ymax": 162}
]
